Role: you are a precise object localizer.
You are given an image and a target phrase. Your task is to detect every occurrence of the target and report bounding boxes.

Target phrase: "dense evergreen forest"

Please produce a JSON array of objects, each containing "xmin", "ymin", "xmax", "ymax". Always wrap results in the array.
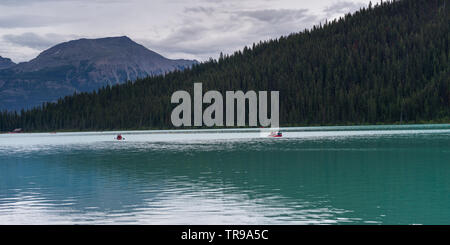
[{"xmin": 1, "ymin": 0, "xmax": 449, "ymax": 132}]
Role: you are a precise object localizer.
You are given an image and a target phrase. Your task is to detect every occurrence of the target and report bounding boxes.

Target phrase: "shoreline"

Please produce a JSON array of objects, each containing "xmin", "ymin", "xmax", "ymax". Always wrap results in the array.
[{"xmin": 2, "ymin": 122, "xmax": 450, "ymax": 135}]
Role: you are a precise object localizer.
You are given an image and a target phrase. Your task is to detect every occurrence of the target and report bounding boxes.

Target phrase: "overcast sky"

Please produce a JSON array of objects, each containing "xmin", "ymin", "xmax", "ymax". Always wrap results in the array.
[{"xmin": 0, "ymin": 0, "xmax": 381, "ymax": 63}]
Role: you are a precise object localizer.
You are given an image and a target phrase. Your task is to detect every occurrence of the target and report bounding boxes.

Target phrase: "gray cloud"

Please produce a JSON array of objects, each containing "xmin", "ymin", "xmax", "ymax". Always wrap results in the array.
[
  {"xmin": 2, "ymin": 33, "xmax": 72, "ymax": 50},
  {"xmin": 0, "ymin": 15, "xmax": 67, "ymax": 28},
  {"xmin": 239, "ymin": 9, "xmax": 310, "ymax": 24},
  {"xmin": 0, "ymin": 0, "xmax": 51, "ymax": 5},
  {"xmin": 184, "ymin": 7, "xmax": 216, "ymax": 15},
  {"xmin": 0, "ymin": 0, "xmax": 121, "ymax": 6},
  {"xmin": 324, "ymin": 1, "xmax": 366, "ymax": 17},
  {"xmin": 141, "ymin": 6, "xmax": 318, "ymax": 60},
  {"xmin": 236, "ymin": 8, "xmax": 317, "ymax": 38}
]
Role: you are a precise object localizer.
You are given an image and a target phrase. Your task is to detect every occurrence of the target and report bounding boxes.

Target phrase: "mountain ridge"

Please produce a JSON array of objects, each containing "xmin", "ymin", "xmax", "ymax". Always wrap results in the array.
[
  {"xmin": 0, "ymin": 56, "xmax": 15, "ymax": 70},
  {"xmin": 0, "ymin": 36, "xmax": 198, "ymax": 110}
]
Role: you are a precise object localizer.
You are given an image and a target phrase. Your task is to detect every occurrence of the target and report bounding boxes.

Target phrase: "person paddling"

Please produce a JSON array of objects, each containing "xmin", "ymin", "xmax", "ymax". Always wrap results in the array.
[{"xmin": 116, "ymin": 134, "xmax": 125, "ymax": 140}]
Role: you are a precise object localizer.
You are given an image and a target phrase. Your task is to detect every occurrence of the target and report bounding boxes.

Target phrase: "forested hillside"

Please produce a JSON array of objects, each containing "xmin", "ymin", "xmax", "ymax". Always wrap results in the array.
[{"xmin": 1, "ymin": 0, "xmax": 449, "ymax": 131}]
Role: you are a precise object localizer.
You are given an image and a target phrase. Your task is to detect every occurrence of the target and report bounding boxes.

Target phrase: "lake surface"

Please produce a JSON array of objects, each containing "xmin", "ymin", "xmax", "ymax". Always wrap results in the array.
[{"xmin": 1, "ymin": 124, "xmax": 449, "ymax": 224}]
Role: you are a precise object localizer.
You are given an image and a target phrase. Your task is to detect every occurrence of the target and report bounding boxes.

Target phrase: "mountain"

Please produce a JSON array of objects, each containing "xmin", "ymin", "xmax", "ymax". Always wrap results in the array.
[
  {"xmin": 0, "ymin": 36, "xmax": 197, "ymax": 110},
  {"xmin": 0, "ymin": 56, "xmax": 15, "ymax": 70},
  {"xmin": 1, "ymin": 0, "xmax": 449, "ymax": 132}
]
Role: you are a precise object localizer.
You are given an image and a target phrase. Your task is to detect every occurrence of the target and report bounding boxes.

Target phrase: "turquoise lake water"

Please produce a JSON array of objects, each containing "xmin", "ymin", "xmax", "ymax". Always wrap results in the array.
[{"xmin": 0, "ymin": 124, "xmax": 449, "ymax": 224}]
